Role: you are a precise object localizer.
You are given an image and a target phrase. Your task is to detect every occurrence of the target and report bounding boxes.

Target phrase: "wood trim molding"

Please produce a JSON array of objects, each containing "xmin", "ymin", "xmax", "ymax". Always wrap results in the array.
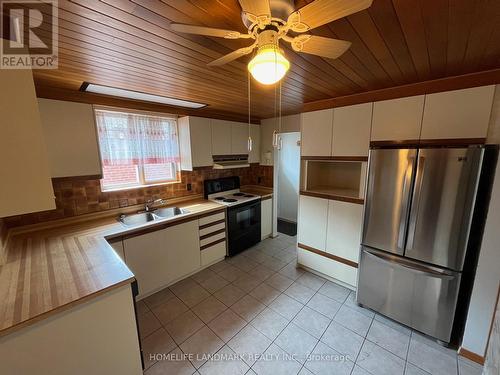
[
  {"xmin": 52, "ymin": 174, "xmax": 103, "ymax": 182},
  {"xmin": 199, "ymin": 228, "xmax": 226, "ymax": 241},
  {"xmin": 300, "ymin": 190, "xmax": 364, "ymax": 205},
  {"xmin": 200, "ymin": 237, "xmax": 226, "ymax": 250},
  {"xmin": 458, "ymin": 348, "xmax": 485, "ymax": 365},
  {"xmin": 301, "ymin": 156, "xmax": 368, "ymax": 161},
  {"xmin": 199, "ymin": 219, "xmax": 226, "ymax": 230},
  {"xmin": 302, "ymin": 69, "xmax": 500, "ymax": 113},
  {"xmin": 298, "ymin": 243, "xmax": 358, "ymax": 268},
  {"xmin": 196, "ymin": 209, "xmax": 226, "ymax": 219}
]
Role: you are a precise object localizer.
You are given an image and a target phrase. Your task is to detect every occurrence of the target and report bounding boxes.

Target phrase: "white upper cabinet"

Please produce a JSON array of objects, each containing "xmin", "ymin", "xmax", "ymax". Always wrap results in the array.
[
  {"xmin": 333, "ymin": 103, "xmax": 372, "ymax": 157},
  {"xmin": 421, "ymin": 86, "xmax": 495, "ymax": 140},
  {"xmin": 298, "ymin": 195, "xmax": 329, "ymax": 250},
  {"xmin": 38, "ymin": 99, "xmax": 102, "ymax": 178},
  {"xmin": 326, "ymin": 200, "xmax": 363, "ymax": 263},
  {"xmin": 231, "ymin": 122, "xmax": 249, "ymax": 155},
  {"xmin": 249, "ymin": 124, "xmax": 261, "ymax": 163},
  {"xmin": 301, "ymin": 109, "xmax": 333, "ymax": 157},
  {"xmin": 178, "ymin": 116, "xmax": 213, "ymax": 170},
  {"xmin": 0, "ymin": 69, "xmax": 55, "ymax": 217},
  {"xmin": 211, "ymin": 119, "xmax": 232, "ymax": 155},
  {"xmin": 371, "ymin": 95, "xmax": 425, "ymax": 142}
]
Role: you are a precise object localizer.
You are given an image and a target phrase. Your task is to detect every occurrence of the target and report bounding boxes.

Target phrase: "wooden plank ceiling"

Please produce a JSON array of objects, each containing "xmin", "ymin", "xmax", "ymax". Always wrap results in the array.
[{"xmin": 28, "ymin": 0, "xmax": 500, "ymax": 121}]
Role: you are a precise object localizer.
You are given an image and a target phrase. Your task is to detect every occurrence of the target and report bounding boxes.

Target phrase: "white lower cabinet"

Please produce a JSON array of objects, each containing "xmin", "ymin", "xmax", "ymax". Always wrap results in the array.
[
  {"xmin": 123, "ymin": 219, "xmax": 200, "ymax": 297},
  {"xmin": 261, "ymin": 198, "xmax": 273, "ymax": 240},
  {"xmin": 298, "ymin": 195, "xmax": 328, "ymax": 250},
  {"xmin": 201, "ymin": 242, "xmax": 226, "ymax": 266}
]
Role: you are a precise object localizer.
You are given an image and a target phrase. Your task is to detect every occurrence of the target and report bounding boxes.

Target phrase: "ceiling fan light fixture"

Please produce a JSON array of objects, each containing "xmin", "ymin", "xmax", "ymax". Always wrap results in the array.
[{"xmin": 247, "ymin": 46, "xmax": 290, "ymax": 85}]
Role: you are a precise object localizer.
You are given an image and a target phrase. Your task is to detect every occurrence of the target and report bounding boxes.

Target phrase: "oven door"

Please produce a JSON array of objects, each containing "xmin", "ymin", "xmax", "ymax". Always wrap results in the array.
[{"xmin": 227, "ymin": 199, "xmax": 261, "ymax": 256}]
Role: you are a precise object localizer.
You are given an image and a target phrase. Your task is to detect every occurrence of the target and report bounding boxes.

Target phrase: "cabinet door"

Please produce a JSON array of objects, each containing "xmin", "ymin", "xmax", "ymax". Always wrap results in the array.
[
  {"xmin": 333, "ymin": 103, "xmax": 372, "ymax": 157},
  {"xmin": 0, "ymin": 69, "xmax": 55, "ymax": 217},
  {"xmin": 326, "ymin": 200, "xmax": 363, "ymax": 263},
  {"xmin": 166, "ymin": 220, "xmax": 200, "ymax": 282},
  {"xmin": 231, "ymin": 122, "xmax": 249, "ymax": 155},
  {"xmin": 298, "ymin": 195, "xmax": 328, "ymax": 250},
  {"xmin": 372, "ymin": 96, "xmax": 424, "ymax": 142},
  {"xmin": 123, "ymin": 229, "xmax": 169, "ymax": 297},
  {"xmin": 421, "ymin": 86, "xmax": 495, "ymax": 140},
  {"xmin": 211, "ymin": 119, "xmax": 232, "ymax": 155},
  {"xmin": 190, "ymin": 117, "xmax": 213, "ymax": 167},
  {"xmin": 301, "ymin": 109, "xmax": 333, "ymax": 156},
  {"xmin": 249, "ymin": 124, "xmax": 261, "ymax": 163},
  {"xmin": 261, "ymin": 198, "xmax": 273, "ymax": 240}
]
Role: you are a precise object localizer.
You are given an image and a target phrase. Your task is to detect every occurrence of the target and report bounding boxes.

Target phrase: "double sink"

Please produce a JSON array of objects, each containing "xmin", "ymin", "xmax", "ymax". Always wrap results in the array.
[{"xmin": 119, "ymin": 207, "xmax": 190, "ymax": 226}]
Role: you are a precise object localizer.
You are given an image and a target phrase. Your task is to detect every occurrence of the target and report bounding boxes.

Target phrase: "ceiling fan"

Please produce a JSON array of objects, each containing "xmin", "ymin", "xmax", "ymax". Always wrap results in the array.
[{"xmin": 169, "ymin": 0, "xmax": 373, "ymax": 85}]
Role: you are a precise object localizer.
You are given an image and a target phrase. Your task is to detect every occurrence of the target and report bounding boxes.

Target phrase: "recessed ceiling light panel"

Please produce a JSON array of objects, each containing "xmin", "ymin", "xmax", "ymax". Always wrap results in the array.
[{"xmin": 82, "ymin": 83, "xmax": 207, "ymax": 109}]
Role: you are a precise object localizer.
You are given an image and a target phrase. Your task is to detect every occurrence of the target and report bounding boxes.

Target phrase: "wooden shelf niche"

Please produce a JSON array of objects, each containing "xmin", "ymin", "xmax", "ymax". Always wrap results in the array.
[{"xmin": 300, "ymin": 159, "xmax": 367, "ymax": 204}]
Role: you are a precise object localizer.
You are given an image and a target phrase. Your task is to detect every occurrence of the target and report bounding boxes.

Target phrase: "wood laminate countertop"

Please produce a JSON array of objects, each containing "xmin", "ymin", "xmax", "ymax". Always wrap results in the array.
[
  {"xmin": 240, "ymin": 185, "xmax": 273, "ymax": 199},
  {"xmin": 0, "ymin": 198, "xmax": 224, "ymax": 338}
]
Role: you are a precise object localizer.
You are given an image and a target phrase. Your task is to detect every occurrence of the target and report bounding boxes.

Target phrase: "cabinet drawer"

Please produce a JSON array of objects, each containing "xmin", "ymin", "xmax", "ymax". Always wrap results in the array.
[
  {"xmin": 201, "ymin": 241, "xmax": 227, "ymax": 266},
  {"xmin": 200, "ymin": 222, "xmax": 225, "ymax": 237},
  {"xmin": 199, "ymin": 211, "xmax": 225, "ymax": 227},
  {"xmin": 200, "ymin": 231, "xmax": 225, "ymax": 247}
]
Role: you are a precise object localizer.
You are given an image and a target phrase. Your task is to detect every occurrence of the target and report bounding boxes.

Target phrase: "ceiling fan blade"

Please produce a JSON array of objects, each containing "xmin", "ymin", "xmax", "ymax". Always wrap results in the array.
[
  {"xmin": 288, "ymin": 0, "xmax": 373, "ymax": 32},
  {"xmin": 291, "ymin": 35, "xmax": 351, "ymax": 59},
  {"xmin": 238, "ymin": 0, "xmax": 271, "ymax": 18},
  {"xmin": 207, "ymin": 44, "xmax": 256, "ymax": 66},
  {"xmin": 169, "ymin": 23, "xmax": 251, "ymax": 39}
]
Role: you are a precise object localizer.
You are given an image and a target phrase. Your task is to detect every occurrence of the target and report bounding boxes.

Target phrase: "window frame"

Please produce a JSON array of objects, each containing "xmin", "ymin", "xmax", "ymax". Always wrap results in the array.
[{"xmin": 93, "ymin": 105, "xmax": 181, "ymax": 192}]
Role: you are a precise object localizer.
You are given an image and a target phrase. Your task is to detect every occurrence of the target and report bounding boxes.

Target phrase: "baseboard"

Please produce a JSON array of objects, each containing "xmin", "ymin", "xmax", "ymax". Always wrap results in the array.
[{"xmin": 458, "ymin": 347, "xmax": 485, "ymax": 365}]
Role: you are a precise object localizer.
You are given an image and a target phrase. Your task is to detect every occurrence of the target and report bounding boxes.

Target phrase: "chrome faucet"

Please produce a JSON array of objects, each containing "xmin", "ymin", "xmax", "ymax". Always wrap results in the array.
[{"xmin": 144, "ymin": 198, "xmax": 165, "ymax": 212}]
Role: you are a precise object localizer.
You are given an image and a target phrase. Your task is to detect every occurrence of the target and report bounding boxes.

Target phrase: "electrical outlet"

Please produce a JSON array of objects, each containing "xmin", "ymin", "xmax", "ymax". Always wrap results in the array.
[{"xmin": 187, "ymin": 183, "xmax": 192, "ymax": 191}]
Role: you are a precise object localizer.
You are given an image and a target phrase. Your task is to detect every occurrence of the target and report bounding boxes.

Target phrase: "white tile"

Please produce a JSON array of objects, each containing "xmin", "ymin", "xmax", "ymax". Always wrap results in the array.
[
  {"xmin": 249, "ymin": 283, "xmax": 281, "ymax": 305},
  {"xmin": 142, "ymin": 328, "xmax": 177, "ymax": 369},
  {"xmin": 405, "ymin": 363, "xmax": 432, "ymax": 375},
  {"xmin": 208, "ymin": 309, "xmax": 247, "ymax": 342},
  {"xmin": 180, "ymin": 326, "xmax": 224, "ymax": 369},
  {"xmin": 458, "ymin": 358, "xmax": 483, "ymax": 375},
  {"xmin": 274, "ymin": 323, "xmax": 319, "ymax": 364},
  {"xmin": 198, "ymin": 345, "xmax": 249, "ymax": 375},
  {"xmin": 144, "ymin": 346, "xmax": 196, "ymax": 375},
  {"xmin": 252, "ymin": 343, "xmax": 303, "ymax": 375},
  {"xmin": 366, "ymin": 319, "xmax": 410, "ymax": 359},
  {"xmin": 334, "ymin": 305, "xmax": 373, "ymax": 337},
  {"xmin": 250, "ymin": 307, "xmax": 289, "ymax": 340},
  {"xmin": 351, "ymin": 365, "xmax": 372, "ymax": 375},
  {"xmin": 356, "ymin": 340, "xmax": 405, "ymax": 375},
  {"xmin": 407, "ymin": 333, "xmax": 458, "ymax": 375},
  {"xmin": 198, "ymin": 274, "xmax": 230, "ymax": 293},
  {"xmin": 292, "ymin": 306, "xmax": 331, "ymax": 339},
  {"xmin": 248, "ymin": 265, "xmax": 276, "ymax": 281},
  {"xmin": 214, "ymin": 284, "xmax": 246, "ymax": 307},
  {"xmin": 305, "ymin": 341, "xmax": 354, "ymax": 375},
  {"xmin": 296, "ymin": 272, "xmax": 327, "ymax": 291},
  {"xmin": 344, "ymin": 291, "xmax": 375, "ymax": 318},
  {"xmin": 231, "ymin": 294, "xmax": 266, "ymax": 322},
  {"xmin": 227, "ymin": 325, "xmax": 272, "ymax": 366},
  {"xmin": 192, "ymin": 296, "xmax": 227, "ymax": 323},
  {"xmin": 317, "ymin": 281, "xmax": 350, "ymax": 303},
  {"xmin": 265, "ymin": 273, "xmax": 294, "ymax": 292},
  {"xmin": 218, "ymin": 264, "xmax": 248, "ymax": 282},
  {"xmin": 170, "ymin": 279, "xmax": 211, "ymax": 307},
  {"xmin": 265, "ymin": 257, "xmax": 289, "ymax": 271},
  {"xmin": 165, "ymin": 310, "xmax": 205, "ymax": 344},
  {"xmin": 306, "ymin": 293, "xmax": 342, "ymax": 319},
  {"xmin": 143, "ymin": 287, "xmax": 175, "ymax": 309},
  {"xmin": 279, "ymin": 263, "xmax": 305, "ymax": 280},
  {"xmin": 374, "ymin": 314, "xmax": 411, "ymax": 336},
  {"xmin": 269, "ymin": 293, "xmax": 304, "ymax": 320},
  {"xmin": 284, "ymin": 282, "xmax": 316, "ymax": 304},
  {"xmin": 321, "ymin": 321, "xmax": 364, "ymax": 360},
  {"xmin": 233, "ymin": 274, "xmax": 262, "ymax": 293}
]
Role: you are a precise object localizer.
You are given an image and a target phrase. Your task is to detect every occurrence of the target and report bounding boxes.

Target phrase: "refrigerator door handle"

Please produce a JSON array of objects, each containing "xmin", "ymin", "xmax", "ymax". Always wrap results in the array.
[
  {"xmin": 406, "ymin": 156, "xmax": 426, "ymax": 251},
  {"xmin": 363, "ymin": 248, "xmax": 455, "ymax": 280},
  {"xmin": 397, "ymin": 157, "xmax": 415, "ymax": 250}
]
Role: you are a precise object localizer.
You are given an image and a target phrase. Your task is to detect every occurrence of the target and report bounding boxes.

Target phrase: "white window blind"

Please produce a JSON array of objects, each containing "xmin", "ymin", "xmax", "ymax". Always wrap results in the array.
[{"xmin": 95, "ymin": 109, "xmax": 180, "ymax": 191}]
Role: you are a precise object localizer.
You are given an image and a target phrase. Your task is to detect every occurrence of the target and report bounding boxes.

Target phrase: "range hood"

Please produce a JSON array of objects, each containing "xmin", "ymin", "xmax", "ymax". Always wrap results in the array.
[{"xmin": 213, "ymin": 155, "xmax": 250, "ymax": 169}]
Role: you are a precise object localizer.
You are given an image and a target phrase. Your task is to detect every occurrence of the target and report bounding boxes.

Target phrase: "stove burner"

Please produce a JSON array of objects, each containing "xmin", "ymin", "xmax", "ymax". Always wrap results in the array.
[
  {"xmin": 244, "ymin": 194, "xmax": 254, "ymax": 198},
  {"xmin": 215, "ymin": 197, "xmax": 225, "ymax": 200},
  {"xmin": 233, "ymin": 193, "xmax": 245, "ymax": 196},
  {"xmin": 223, "ymin": 198, "xmax": 237, "ymax": 203}
]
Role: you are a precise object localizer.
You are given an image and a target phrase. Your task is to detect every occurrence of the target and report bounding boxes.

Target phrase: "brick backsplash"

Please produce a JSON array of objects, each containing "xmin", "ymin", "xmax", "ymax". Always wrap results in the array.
[{"xmin": 3, "ymin": 164, "xmax": 273, "ymax": 228}]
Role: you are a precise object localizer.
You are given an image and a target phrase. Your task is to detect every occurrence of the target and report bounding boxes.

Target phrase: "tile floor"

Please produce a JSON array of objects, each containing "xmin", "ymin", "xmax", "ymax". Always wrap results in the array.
[{"xmin": 137, "ymin": 235, "xmax": 483, "ymax": 375}]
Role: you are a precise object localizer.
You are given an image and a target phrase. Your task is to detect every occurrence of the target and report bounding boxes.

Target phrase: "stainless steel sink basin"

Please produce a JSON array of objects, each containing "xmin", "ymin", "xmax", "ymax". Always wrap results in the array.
[
  {"xmin": 119, "ymin": 207, "xmax": 189, "ymax": 226},
  {"xmin": 154, "ymin": 207, "xmax": 189, "ymax": 218},
  {"xmin": 119, "ymin": 212, "xmax": 156, "ymax": 226}
]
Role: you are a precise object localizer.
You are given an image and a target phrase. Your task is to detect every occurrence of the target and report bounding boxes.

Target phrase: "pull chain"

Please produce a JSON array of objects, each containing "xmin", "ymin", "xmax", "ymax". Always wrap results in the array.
[{"xmin": 247, "ymin": 70, "xmax": 252, "ymax": 152}]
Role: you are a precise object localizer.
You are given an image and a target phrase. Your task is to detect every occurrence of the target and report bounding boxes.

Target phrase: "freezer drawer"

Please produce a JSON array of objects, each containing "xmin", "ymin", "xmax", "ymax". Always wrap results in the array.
[{"xmin": 357, "ymin": 247, "xmax": 461, "ymax": 342}]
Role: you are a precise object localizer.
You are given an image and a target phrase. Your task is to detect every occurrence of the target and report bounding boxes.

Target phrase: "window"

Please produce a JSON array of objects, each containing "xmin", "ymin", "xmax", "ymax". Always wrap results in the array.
[{"xmin": 95, "ymin": 108, "xmax": 181, "ymax": 191}]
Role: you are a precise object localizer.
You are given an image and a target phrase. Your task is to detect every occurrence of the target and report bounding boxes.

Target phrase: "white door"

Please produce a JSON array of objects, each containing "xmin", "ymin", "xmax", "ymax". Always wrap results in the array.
[
  {"xmin": 231, "ymin": 122, "xmax": 249, "ymax": 154},
  {"xmin": 211, "ymin": 119, "xmax": 232, "ymax": 155},
  {"xmin": 277, "ymin": 132, "xmax": 301, "ymax": 223}
]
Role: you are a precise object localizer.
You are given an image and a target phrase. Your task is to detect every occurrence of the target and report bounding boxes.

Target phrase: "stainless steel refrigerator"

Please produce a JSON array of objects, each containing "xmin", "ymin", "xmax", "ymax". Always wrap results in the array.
[{"xmin": 357, "ymin": 146, "xmax": 490, "ymax": 343}]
